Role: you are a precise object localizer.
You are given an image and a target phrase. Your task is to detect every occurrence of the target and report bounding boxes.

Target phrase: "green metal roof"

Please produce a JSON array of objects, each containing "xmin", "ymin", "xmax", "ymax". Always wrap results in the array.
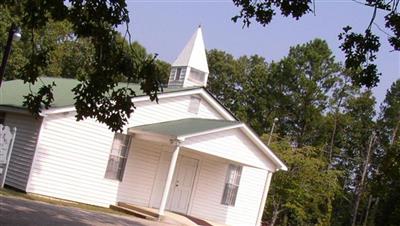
[
  {"xmin": 0, "ymin": 77, "xmax": 199, "ymax": 109},
  {"xmin": 131, "ymin": 118, "xmax": 241, "ymax": 137}
]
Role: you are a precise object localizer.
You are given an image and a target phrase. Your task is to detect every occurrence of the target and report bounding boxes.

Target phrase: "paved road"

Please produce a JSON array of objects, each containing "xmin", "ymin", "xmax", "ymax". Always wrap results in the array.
[{"xmin": 0, "ymin": 196, "xmax": 173, "ymax": 226}]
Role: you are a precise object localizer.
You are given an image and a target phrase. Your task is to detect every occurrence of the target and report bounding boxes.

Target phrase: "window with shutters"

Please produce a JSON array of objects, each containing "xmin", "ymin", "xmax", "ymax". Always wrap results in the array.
[
  {"xmin": 221, "ymin": 164, "xmax": 242, "ymax": 206},
  {"xmin": 104, "ymin": 133, "xmax": 131, "ymax": 181}
]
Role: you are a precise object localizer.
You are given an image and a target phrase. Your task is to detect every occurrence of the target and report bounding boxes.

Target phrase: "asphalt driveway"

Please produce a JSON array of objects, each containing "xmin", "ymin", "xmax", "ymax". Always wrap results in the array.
[{"xmin": 0, "ymin": 196, "xmax": 173, "ymax": 226}]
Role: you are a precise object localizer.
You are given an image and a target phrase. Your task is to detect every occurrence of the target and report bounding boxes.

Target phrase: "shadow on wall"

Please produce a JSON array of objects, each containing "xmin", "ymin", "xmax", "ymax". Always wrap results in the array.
[{"xmin": 2, "ymin": 113, "xmax": 42, "ymax": 191}]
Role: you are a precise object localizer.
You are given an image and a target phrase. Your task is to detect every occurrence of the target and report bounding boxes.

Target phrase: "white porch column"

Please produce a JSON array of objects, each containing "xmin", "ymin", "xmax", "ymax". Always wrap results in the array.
[
  {"xmin": 256, "ymin": 171, "xmax": 273, "ymax": 226},
  {"xmin": 158, "ymin": 139, "xmax": 181, "ymax": 217}
]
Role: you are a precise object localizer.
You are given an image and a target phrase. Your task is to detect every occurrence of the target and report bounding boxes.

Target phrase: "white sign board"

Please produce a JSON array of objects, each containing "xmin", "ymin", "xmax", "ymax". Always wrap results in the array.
[
  {"xmin": 0, "ymin": 124, "xmax": 17, "ymax": 187},
  {"xmin": 0, "ymin": 125, "xmax": 13, "ymax": 164}
]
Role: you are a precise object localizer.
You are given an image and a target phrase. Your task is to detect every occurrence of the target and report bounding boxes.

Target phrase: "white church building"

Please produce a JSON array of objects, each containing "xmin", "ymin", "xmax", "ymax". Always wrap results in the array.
[{"xmin": 0, "ymin": 27, "xmax": 287, "ymax": 226}]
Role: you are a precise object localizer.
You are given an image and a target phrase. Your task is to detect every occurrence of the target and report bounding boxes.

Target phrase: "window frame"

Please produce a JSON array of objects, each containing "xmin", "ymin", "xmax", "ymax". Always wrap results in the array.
[
  {"xmin": 221, "ymin": 164, "xmax": 242, "ymax": 206},
  {"xmin": 104, "ymin": 133, "xmax": 131, "ymax": 181}
]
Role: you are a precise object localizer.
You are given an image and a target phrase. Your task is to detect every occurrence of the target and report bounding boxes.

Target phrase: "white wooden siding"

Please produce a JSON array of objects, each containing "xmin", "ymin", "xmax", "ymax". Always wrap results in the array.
[
  {"xmin": 197, "ymin": 97, "xmax": 220, "ymax": 118},
  {"xmin": 124, "ymin": 95, "xmax": 223, "ymax": 130},
  {"xmin": 189, "ymin": 156, "xmax": 267, "ymax": 226},
  {"xmin": 116, "ymin": 139, "xmax": 164, "ymax": 206},
  {"xmin": 149, "ymin": 151, "xmax": 174, "ymax": 208},
  {"xmin": 26, "ymin": 113, "xmax": 119, "ymax": 207},
  {"xmin": 225, "ymin": 167, "xmax": 267, "ymax": 226},
  {"xmin": 26, "ymin": 94, "xmax": 221, "ymax": 207},
  {"xmin": 189, "ymin": 158, "xmax": 229, "ymax": 220},
  {"xmin": 183, "ymin": 128, "xmax": 276, "ymax": 171},
  {"xmin": 3, "ymin": 113, "xmax": 41, "ymax": 191}
]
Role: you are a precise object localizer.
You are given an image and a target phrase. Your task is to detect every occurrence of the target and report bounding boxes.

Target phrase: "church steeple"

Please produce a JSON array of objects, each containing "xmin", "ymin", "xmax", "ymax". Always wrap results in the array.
[{"xmin": 168, "ymin": 26, "xmax": 209, "ymax": 88}]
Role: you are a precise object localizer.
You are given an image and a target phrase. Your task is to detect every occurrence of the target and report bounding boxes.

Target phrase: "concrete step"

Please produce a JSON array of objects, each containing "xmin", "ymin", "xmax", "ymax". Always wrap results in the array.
[
  {"xmin": 117, "ymin": 202, "xmax": 160, "ymax": 218},
  {"xmin": 110, "ymin": 204, "xmax": 157, "ymax": 220}
]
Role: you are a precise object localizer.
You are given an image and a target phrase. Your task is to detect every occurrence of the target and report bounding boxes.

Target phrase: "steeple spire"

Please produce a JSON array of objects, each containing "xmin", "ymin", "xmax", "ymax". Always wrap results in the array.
[{"xmin": 168, "ymin": 27, "xmax": 209, "ymax": 88}]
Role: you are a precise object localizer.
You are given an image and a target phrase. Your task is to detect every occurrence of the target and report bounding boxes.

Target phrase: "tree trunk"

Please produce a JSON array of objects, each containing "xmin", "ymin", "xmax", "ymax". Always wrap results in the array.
[
  {"xmin": 328, "ymin": 88, "xmax": 344, "ymax": 166},
  {"xmin": 351, "ymin": 134, "xmax": 376, "ymax": 226},
  {"xmin": 370, "ymin": 197, "xmax": 380, "ymax": 224},
  {"xmin": 270, "ymin": 199, "xmax": 283, "ymax": 226},
  {"xmin": 270, "ymin": 210, "xmax": 280, "ymax": 226},
  {"xmin": 283, "ymin": 213, "xmax": 288, "ymax": 226},
  {"xmin": 390, "ymin": 117, "xmax": 400, "ymax": 145},
  {"xmin": 329, "ymin": 115, "xmax": 338, "ymax": 164},
  {"xmin": 362, "ymin": 195, "xmax": 373, "ymax": 226}
]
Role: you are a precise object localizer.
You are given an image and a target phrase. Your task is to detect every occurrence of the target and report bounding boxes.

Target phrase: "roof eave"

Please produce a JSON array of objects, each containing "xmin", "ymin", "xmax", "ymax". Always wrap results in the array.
[
  {"xmin": 1, "ymin": 86, "xmax": 239, "ymax": 124},
  {"xmin": 202, "ymin": 88, "xmax": 239, "ymax": 121},
  {"xmin": 241, "ymin": 124, "xmax": 288, "ymax": 171},
  {"xmin": 0, "ymin": 105, "xmax": 46, "ymax": 117},
  {"xmin": 22, "ymin": 86, "xmax": 204, "ymax": 115}
]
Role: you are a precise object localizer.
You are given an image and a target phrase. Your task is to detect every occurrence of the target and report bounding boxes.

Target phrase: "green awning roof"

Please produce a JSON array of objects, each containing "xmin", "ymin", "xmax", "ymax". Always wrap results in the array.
[
  {"xmin": 131, "ymin": 118, "xmax": 241, "ymax": 137},
  {"xmin": 0, "ymin": 77, "xmax": 200, "ymax": 109}
]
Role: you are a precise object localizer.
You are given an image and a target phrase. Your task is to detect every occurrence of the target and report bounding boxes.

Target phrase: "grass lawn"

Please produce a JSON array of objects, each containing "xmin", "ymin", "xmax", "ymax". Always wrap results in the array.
[{"xmin": 0, "ymin": 187, "xmax": 129, "ymax": 216}]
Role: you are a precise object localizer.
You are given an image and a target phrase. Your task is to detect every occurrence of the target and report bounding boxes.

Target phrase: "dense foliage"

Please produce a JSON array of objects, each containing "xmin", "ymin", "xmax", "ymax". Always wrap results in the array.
[
  {"xmin": 207, "ymin": 40, "xmax": 399, "ymax": 225},
  {"xmin": 262, "ymin": 138, "xmax": 341, "ymax": 226},
  {"xmin": 0, "ymin": 1, "xmax": 169, "ymax": 132},
  {"xmin": 232, "ymin": 0, "xmax": 399, "ymax": 88}
]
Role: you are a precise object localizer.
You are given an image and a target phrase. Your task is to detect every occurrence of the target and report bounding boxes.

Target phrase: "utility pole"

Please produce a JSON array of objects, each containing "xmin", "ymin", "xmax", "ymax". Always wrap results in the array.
[
  {"xmin": 0, "ymin": 23, "xmax": 21, "ymax": 87},
  {"xmin": 268, "ymin": 118, "xmax": 279, "ymax": 145}
]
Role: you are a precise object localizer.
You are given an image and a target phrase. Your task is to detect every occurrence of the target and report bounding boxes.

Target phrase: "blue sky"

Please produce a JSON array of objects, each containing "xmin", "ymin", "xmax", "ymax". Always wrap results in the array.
[{"xmin": 122, "ymin": 0, "xmax": 399, "ymax": 110}]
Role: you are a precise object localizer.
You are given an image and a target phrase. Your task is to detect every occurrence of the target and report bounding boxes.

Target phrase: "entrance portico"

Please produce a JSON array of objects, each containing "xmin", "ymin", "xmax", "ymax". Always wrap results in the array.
[{"xmin": 127, "ymin": 118, "xmax": 287, "ymax": 223}]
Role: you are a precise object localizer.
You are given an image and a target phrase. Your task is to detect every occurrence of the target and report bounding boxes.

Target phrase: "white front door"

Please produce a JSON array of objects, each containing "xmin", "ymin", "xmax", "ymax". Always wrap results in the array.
[{"xmin": 167, "ymin": 156, "xmax": 198, "ymax": 214}]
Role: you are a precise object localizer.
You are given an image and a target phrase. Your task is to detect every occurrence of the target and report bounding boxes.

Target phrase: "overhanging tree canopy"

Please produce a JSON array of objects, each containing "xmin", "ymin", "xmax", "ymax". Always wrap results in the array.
[
  {"xmin": 1, "ymin": 0, "xmax": 163, "ymax": 132},
  {"xmin": 232, "ymin": 0, "xmax": 399, "ymax": 88}
]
